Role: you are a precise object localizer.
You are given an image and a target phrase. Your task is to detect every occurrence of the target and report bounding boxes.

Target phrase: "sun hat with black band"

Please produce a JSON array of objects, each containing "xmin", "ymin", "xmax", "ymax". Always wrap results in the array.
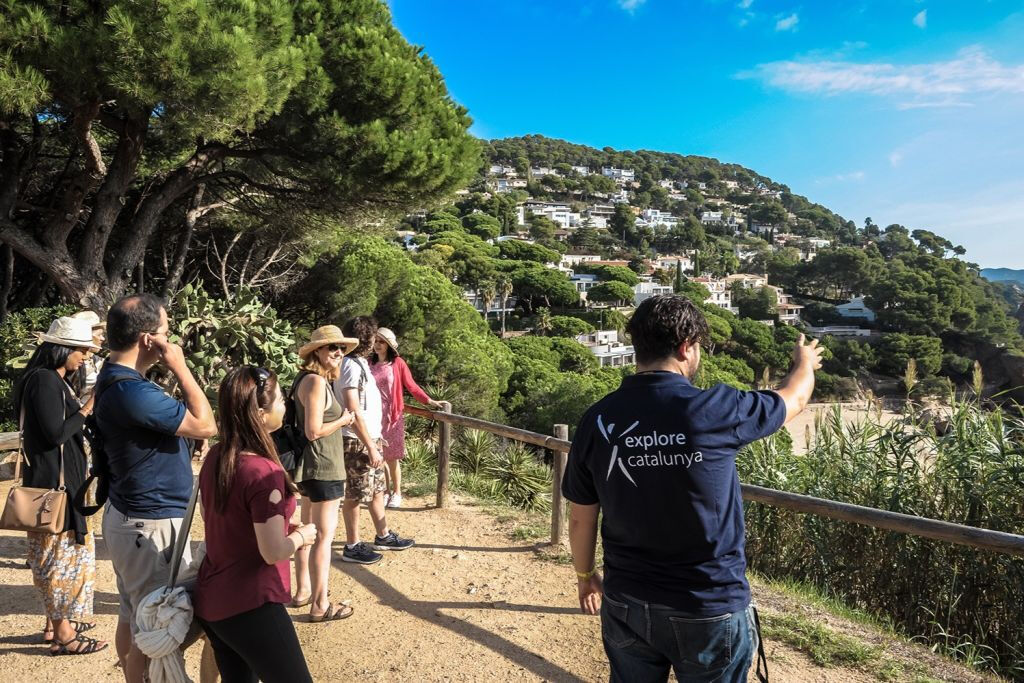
[
  {"xmin": 298, "ymin": 325, "xmax": 359, "ymax": 358},
  {"xmin": 37, "ymin": 317, "xmax": 102, "ymax": 352},
  {"xmin": 376, "ymin": 327, "xmax": 400, "ymax": 356}
]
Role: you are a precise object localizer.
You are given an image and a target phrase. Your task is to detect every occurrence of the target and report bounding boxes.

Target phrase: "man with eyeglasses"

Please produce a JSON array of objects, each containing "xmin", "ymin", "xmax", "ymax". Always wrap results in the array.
[{"xmin": 94, "ymin": 293, "xmax": 217, "ymax": 683}]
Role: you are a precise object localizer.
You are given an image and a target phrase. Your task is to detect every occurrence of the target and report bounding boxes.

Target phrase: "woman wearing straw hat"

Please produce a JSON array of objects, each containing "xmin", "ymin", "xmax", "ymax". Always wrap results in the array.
[
  {"xmin": 290, "ymin": 326, "xmax": 358, "ymax": 622},
  {"xmin": 370, "ymin": 327, "xmax": 443, "ymax": 508},
  {"xmin": 69, "ymin": 310, "xmax": 106, "ymax": 399},
  {"xmin": 13, "ymin": 317, "xmax": 108, "ymax": 655}
]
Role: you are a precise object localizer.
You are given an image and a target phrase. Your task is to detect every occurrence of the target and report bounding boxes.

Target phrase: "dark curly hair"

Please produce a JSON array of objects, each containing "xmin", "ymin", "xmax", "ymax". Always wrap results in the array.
[
  {"xmin": 342, "ymin": 316, "xmax": 378, "ymax": 357},
  {"xmin": 626, "ymin": 294, "xmax": 710, "ymax": 364}
]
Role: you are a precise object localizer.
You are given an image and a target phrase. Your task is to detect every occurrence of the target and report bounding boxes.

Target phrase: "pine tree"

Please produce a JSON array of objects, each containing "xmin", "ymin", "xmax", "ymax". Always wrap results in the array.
[{"xmin": 0, "ymin": 0, "xmax": 478, "ymax": 307}]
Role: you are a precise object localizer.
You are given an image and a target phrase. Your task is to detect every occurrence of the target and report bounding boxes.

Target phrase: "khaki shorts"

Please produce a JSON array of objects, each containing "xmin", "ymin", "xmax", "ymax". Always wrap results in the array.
[
  {"xmin": 101, "ymin": 503, "xmax": 192, "ymax": 632},
  {"xmin": 343, "ymin": 437, "xmax": 387, "ymax": 503}
]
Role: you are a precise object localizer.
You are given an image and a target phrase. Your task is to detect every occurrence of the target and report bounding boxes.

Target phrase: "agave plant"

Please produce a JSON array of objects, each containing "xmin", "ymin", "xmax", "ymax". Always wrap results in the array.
[
  {"xmin": 485, "ymin": 442, "xmax": 552, "ymax": 512},
  {"xmin": 402, "ymin": 437, "xmax": 437, "ymax": 473},
  {"xmin": 452, "ymin": 428, "xmax": 498, "ymax": 476}
]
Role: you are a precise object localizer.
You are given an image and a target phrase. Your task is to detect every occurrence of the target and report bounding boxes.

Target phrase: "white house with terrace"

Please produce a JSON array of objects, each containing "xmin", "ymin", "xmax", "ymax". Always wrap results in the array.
[{"xmin": 576, "ymin": 330, "xmax": 636, "ymax": 367}]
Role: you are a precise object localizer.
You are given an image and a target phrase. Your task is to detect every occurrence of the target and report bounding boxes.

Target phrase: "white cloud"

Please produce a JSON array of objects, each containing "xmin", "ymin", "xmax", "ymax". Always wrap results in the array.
[
  {"xmin": 874, "ymin": 181, "xmax": 1024, "ymax": 267},
  {"xmin": 775, "ymin": 13, "xmax": 799, "ymax": 31},
  {"xmin": 913, "ymin": 9, "xmax": 927, "ymax": 29},
  {"xmin": 739, "ymin": 46, "xmax": 1024, "ymax": 107},
  {"xmin": 738, "ymin": 0, "xmax": 754, "ymax": 8},
  {"xmin": 889, "ymin": 151, "xmax": 903, "ymax": 167},
  {"xmin": 617, "ymin": 0, "xmax": 645, "ymax": 11}
]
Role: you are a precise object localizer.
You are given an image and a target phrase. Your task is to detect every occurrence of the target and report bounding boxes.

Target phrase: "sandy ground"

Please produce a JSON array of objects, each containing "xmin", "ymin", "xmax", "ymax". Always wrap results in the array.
[
  {"xmin": 785, "ymin": 402, "xmax": 901, "ymax": 454},
  {"xmin": 0, "ymin": 476, "xmax": 990, "ymax": 682}
]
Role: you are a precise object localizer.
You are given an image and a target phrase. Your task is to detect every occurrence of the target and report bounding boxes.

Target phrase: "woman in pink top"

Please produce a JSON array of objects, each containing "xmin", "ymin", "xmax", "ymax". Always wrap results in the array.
[
  {"xmin": 195, "ymin": 367, "xmax": 317, "ymax": 683},
  {"xmin": 370, "ymin": 328, "xmax": 443, "ymax": 508}
]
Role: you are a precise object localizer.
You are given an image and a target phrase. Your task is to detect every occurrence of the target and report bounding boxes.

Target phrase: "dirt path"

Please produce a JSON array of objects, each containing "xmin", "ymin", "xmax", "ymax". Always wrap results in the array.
[{"xmin": 0, "ymin": 478, "xmax": 990, "ymax": 682}]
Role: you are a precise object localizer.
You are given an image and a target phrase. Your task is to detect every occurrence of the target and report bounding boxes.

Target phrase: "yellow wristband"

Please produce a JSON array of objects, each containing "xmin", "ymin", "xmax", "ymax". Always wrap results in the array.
[{"xmin": 575, "ymin": 567, "xmax": 596, "ymax": 580}]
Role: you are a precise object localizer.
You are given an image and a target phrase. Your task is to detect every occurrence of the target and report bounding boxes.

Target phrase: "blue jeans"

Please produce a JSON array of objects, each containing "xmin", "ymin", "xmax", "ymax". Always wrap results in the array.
[{"xmin": 601, "ymin": 592, "xmax": 759, "ymax": 682}]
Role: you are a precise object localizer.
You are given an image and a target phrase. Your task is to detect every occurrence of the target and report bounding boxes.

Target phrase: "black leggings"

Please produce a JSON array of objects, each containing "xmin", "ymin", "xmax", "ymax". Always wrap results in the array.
[{"xmin": 199, "ymin": 602, "xmax": 312, "ymax": 683}]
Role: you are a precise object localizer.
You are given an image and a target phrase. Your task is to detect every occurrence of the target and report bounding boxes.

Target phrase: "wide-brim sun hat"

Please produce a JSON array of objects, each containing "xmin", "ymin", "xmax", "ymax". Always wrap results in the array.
[
  {"xmin": 376, "ymin": 327, "xmax": 399, "ymax": 355},
  {"xmin": 298, "ymin": 325, "xmax": 359, "ymax": 358},
  {"xmin": 37, "ymin": 317, "xmax": 102, "ymax": 352},
  {"xmin": 71, "ymin": 310, "xmax": 106, "ymax": 330}
]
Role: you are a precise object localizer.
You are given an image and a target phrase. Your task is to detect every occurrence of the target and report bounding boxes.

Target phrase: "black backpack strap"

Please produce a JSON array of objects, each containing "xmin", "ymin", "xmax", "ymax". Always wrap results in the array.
[
  {"xmin": 73, "ymin": 374, "xmax": 141, "ymax": 516},
  {"xmin": 752, "ymin": 606, "xmax": 769, "ymax": 683}
]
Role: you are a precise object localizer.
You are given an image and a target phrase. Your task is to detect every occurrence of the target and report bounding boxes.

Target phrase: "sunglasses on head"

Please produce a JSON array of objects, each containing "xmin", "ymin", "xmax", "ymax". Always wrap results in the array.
[{"xmin": 250, "ymin": 367, "xmax": 271, "ymax": 395}]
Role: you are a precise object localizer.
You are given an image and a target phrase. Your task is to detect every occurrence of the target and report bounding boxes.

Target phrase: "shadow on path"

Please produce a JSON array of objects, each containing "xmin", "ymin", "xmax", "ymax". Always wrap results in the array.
[{"xmin": 336, "ymin": 562, "xmax": 587, "ymax": 682}]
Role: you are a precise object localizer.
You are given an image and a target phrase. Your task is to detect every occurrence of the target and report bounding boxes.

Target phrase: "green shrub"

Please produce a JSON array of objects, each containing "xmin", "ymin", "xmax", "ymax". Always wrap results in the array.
[
  {"xmin": 168, "ymin": 284, "xmax": 300, "ymax": 401},
  {"xmin": 0, "ymin": 304, "xmax": 76, "ymax": 427},
  {"xmin": 548, "ymin": 315, "xmax": 594, "ymax": 338},
  {"xmin": 738, "ymin": 398, "xmax": 1024, "ymax": 676}
]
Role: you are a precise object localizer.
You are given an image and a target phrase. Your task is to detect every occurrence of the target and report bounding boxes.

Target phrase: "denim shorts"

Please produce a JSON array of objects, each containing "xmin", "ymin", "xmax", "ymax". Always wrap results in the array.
[
  {"xmin": 600, "ymin": 592, "xmax": 758, "ymax": 682},
  {"xmin": 296, "ymin": 479, "xmax": 344, "ymax": 503}
]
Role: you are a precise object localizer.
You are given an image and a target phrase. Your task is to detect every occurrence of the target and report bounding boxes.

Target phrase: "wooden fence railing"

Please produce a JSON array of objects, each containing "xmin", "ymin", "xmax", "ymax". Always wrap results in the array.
[
  {"xmin": 4, "ymin": 407, "xmax": 1024, "ymax": 558},
  {"xmin": 405, "ymin": 404, "xmax": 1024, "ymax": 557}
]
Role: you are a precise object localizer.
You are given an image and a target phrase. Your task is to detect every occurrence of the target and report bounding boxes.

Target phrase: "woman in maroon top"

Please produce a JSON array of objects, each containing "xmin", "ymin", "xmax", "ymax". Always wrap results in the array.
[{"xmin": 195, "ymin": 367, "xmax": 317, "ymax": 683}]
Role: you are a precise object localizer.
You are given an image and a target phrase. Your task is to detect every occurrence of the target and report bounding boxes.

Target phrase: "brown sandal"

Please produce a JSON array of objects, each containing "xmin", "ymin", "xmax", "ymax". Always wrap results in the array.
[
  {"xmin": 290, "ymin": 594, "xmax": 312, "ymax": 608},
  {"xmin": 309, "ymin": 601, "xmax": 354, "ymax": 622},
  {"xmin": 50, "ymin": 633, "xmax": 108, "ymax": 656}
]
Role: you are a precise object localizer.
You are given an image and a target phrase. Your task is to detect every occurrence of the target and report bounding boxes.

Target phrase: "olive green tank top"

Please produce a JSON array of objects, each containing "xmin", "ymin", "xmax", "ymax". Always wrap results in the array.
[{"xmin": 295, "ymin": 374, "xmax": 346, "ymax": 482}]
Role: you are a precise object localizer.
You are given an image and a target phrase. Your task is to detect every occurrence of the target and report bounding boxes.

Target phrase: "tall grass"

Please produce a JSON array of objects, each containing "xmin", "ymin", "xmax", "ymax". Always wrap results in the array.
[{"xmin": 738, "ymin": 396, "xmax": 1024, "ymax": 677}]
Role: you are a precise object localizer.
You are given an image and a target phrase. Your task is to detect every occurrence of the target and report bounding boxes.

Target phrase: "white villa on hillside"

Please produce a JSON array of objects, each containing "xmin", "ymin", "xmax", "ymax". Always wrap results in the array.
[
  {"xmin": 634, "ymin": 281, "xmax": 673, "ymax": 306},
  {"xmin": 463, "ymin": 289, "xmax": 517, "ymax": 318},
  {"xmin": 641, "ymin": 208, "xmax": 679, "ymax": 228},
  {"xmin": 725, "ymin": 273, "xmax": 768, "ymax": 289},
  {"xmin": 835, "ymin": 296, "xmax": 876, "ymax": 322},
  {"xmin": 650, "ymin": 254, "xmax": 695, "ymax": 274},
  {"xmin": 804, "ymin": 325, "xmax": 876, "ymax": 339},
  {"xmin": 523, "ymin": 201, "xmax": 578, "ymax": 229},
  {"xmin": 693, "ymin": 276, "xmax": 736, "ymax": 313},
  {"xmin": 576, "ymin": 330, "xmax": 635, "ymax": 367},
  {"xmin": 767, "ymin": 285, "xmax": 803, "ymax": 325},
  {"xmin": 701, "ymin": 211, "xmax": 724, "ymax": 225},
  {"xmin": 602, "ymin": 167, "xmax": 636, "ymax": 183},
  {"xmin": 561, "ymin": 254, "xmax": 601, "ymax": 269}
]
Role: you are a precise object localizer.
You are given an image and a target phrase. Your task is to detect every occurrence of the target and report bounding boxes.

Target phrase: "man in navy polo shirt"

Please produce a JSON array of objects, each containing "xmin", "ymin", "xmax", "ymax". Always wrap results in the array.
[
  {"xmin": 563, "ymin": 294, "xmax": 822, "ymax": 682},
  {"xmin": 95, "ymin": 294, "xmax": 216, "ymax": 683}
]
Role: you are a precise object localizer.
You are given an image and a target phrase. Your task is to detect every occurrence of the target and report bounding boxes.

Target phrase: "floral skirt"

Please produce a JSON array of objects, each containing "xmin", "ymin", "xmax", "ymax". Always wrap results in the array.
[{"xmin": 26, "ymin": 530, "xmax": 96, "ymax": 621}]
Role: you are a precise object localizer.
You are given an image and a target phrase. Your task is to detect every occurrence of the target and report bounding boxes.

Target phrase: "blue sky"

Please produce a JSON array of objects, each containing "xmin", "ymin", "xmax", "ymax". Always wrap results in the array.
[{"xmin": 390, "ymin": 1, "xmax": 1024, "ymax": 269}]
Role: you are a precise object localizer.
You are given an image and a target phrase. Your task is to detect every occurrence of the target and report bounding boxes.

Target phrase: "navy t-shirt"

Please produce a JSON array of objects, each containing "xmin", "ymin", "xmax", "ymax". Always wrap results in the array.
[
  {"xmin": 561, "ymin": 371, "xmax": 786, "ymax": 615},
  {"xmin": 94, "ymin": 363, "xmax": 191, "ymax": 519}
]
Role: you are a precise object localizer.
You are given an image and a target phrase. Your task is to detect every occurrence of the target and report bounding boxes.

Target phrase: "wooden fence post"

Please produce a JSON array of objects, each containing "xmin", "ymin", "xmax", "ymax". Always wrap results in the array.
[
  {"xmin": 436, "ymin": 401, "xmax": 452, "ymax": 508},
  {"xmin": 550, "ymin": 423, "xmax": 569, "ymax": 546}
]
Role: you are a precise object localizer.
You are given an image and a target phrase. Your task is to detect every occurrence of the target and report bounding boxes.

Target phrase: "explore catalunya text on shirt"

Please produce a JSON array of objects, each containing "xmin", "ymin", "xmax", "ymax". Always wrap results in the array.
[{"xmin": 562, "ymin": 371, "xmax": 786, "ymax": 616}]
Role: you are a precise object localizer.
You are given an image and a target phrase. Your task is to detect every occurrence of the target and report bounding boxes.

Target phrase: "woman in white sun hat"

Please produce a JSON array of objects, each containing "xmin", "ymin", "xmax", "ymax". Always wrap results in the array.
[
  {"xmin": 13, "ymin": 317, "xmax": 108, "ymax": 656},
  {"xmin": 369, "ymin": 327, "xmax": 443, "ymax": 508}
]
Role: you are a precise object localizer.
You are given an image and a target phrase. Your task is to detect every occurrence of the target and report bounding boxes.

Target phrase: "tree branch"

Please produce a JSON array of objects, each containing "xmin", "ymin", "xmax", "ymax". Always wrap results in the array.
[
  {"xmin": 108, "ymin": 142, "xmax": 231, "ymax": 291},
  {"xmin": 47, "ymin": 100, "xmax": 106, "ymax": 248},
  {"xmin": 79, "ymin": 110, "xmax": 149, "ymax": 278}
]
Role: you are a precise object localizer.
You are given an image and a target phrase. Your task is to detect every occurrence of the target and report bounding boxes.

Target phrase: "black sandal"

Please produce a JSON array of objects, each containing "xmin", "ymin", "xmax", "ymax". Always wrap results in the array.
[
  {"xmin": 50, "ymin": 633, "xmax": 108, "ymax": 656},
  {"xmin": 42, "ymin": 620, "xmax": 95, "ymax": 643}
]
